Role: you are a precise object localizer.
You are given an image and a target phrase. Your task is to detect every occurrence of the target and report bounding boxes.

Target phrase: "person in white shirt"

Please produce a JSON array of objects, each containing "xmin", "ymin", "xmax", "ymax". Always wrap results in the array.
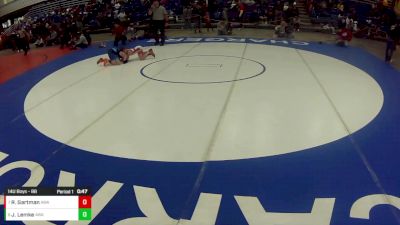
[
  {"xmin": 73, "ymin": 32, "xmax": 88, "ymax": 49},
  {"xmin": 148, "ymin": 0, "xmax": 168, "ymax": 45}
]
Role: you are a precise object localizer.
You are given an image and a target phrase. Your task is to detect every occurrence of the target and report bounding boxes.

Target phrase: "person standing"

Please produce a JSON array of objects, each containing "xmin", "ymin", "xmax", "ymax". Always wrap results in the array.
[
  {"xmin": 60, "ymin": 23, "xmax": 71, "ymax": 49},
  {"xmin": 148, "ymin": 0, "xmax": 168, "ymax": 46},
  {"xmin": 336, "ymin": 25, "xmax": 352, "ymax": 47},
  {"xmin": 113, "ymin": 21, "xmax": 127, "ymax": 47},
  {"xmin": 385, "ymin": 22, "xmax": 400, "ymax": 63},
  {"xmin": 192, "ymin": 1, "xmax": 204, "ymax": 33},
  {"xmin": 182, "ymin": 5, "xmax": 192, "ymax": 29},
  {"xmin": 17, "ymin": 28, "xmax": 30, "ymax": 55}
]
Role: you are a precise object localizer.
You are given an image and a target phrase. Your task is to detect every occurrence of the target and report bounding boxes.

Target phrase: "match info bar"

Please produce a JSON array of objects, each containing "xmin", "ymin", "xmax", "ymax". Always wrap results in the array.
[{"xmin": 4, "ymin": 188, "xmax": 91, "ymax": 221}]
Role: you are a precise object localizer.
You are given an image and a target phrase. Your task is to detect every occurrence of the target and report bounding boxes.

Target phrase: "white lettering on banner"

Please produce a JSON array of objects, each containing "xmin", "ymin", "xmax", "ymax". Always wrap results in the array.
[
  {"xmin": 227, "ymin": 38, "xmax": 246, "ymax": 42},
  {"xmin": 204, "ymin": 38, "xmax": 225, "ymax": 42},
  {"xmin": 0, "ymin": 152, "xmax": 7, "ymax": 161},
  {"xmin": 178, "ymin": 192, "xmax": 222, "ymax": 225},
  {"xmin": 248, "ymin": 39, "xmax": 268, "ymax": 43},
  {"xmin": 0, "ymin": 152, "xmax": 45, "ymax": 205},
  {"xmin": 235, "ymin": 196, "xmax": 335, "ymax": 225},
  {"xmin": 270, "ymin": 40, "xmax": 289, "ymax": 45},
  {"xmin": 350, "ymin": 194, "xmax": 400, "ymax": 219},
  {"xmin": 184, "ymin": 38, "xmax": 203, "ymax": 42},
  {"xmin": 114, "ymin": 186, "xmax": 175, "ymax": 225},
  {"xmin": 113, "ymin": 186, "xmax": 222, "ymax": 225},
  {"xmin": 291, "ymin": 41, "xmax": 309, "ymax": 46},
  {"xmin": 165, "ymin": 38, "xmax": 185, "ymax": 42}
]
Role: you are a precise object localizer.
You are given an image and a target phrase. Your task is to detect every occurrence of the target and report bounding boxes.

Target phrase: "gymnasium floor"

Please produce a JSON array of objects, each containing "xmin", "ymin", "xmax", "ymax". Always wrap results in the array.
[{"xmin": 1, "ymin": 30, "xmax": 400, "ymax": 225}]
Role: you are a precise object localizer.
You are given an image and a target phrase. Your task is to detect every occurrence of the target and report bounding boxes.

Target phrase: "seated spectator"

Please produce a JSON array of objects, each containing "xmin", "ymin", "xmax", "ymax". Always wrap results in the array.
[
  {"xmin": 83, "ymin": 29, "xmax": 92, "ymax": 46},
  {"xmin": 322, "ymin": 22, "xmax": 336, "ymax": 34},
  {"xmin": 34, "ymin": 37, "xmax": 45, "ymax": 47},
  {"xmin": 47, "ymin": 29, "xmax": 58, "ymax": 46},
  {"xmin": 274, "ymin": 20, "xmax": 294, "ymax": 38},
  {"xmin": 217, "ymin": 20, "xmax": 232, "ymax": 35},
  {"xmin": 72, "ymin": 32, "xmax": 89, "ymax": 49}
]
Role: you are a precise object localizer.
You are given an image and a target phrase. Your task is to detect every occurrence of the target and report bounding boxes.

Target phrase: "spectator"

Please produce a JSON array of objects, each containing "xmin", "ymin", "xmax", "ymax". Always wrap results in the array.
[
  {"xmin": 183, "ymin": 5, "xmax": 193, "ymax": 29},
  {"xmin": 59, "ymin": 23, "xmax": 71, "ymax": 49},
  {"xmin": 266, "ymin": 5, "xmax": 275, "ymax": 24},
  {"xmin": 204, "ymin": 5, "xmax": 213, "ymax": 31},
  {"xmin": 192, "ymin": 1, "xmax": 204, "ymax": 33},
  {"xmin": 83, "ymin": 29, "xmax": 92, "ymax": 46},
  {"xmin": 72, "ymin": 32, "xmax": 89, "ymax": 49},
  {"xmin": 273, "ymin": 18, "xmax": 295, "ymax": 38},
  {"xmin": 17, "ymin": 28, "xmax": 30, "ymax": 55},
  {"xmin": 34, "ymin": 37, "xmax": 45, "ymax": 47},
  {"xmin": 217, "ymin": 20, "xmax": 232, "ymax": 35},
  {"xmin": 385, "ymin": 23, "xmax": 400, "ymax": 62},
  {"xmin": 47, "ymin": 29, "xmax": 58, "ymax": 46},
  {"xmin": 345, "ymin": 16, "xmax": 354, "ymax": 30},
  {"xmin": 336, "ymin": 25, "xmax": 352, "ymax": 46},
  {"xmin": 222, "ymin": 7, "xmax": 229, "ymax": 21},
  {"xmin": 231, "ymin": 0, "xmax": 245, "ymax": 22},
  {"xmin": 322, "ymin": 22, "xmax": 336, "ymax": 34},
  {"xmin": 337, "ymin": 1, "xmax": 344, "ymax": 13},
  {"xmin": 113, "ymin": 21, "xmax": 127, "ymax": 47}
]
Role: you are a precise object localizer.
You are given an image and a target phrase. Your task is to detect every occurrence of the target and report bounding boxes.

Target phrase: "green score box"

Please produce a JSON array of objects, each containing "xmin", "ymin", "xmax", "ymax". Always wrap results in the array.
[{"xmin": 78, "ymin": 208, "xmax": 92, "ymax": 221}]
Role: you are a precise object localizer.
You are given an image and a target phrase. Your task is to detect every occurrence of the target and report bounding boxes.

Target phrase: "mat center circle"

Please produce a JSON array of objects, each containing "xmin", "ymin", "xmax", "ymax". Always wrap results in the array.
[{"xmin": 140, "ymin": 55, "xmax": 265, "ymax": 84}]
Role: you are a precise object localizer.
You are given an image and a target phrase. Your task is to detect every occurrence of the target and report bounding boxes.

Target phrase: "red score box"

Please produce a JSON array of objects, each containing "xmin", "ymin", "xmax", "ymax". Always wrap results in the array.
[{"xmin": 78, "ymin": 196, "xmax": 92, "ymax": 208}]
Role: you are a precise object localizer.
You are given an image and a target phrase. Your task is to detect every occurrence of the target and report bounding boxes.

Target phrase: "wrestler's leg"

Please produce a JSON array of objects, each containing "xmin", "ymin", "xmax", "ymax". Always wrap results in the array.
[{"xmin": 138, "ymin": 49, "xmax": 155, "ymax": 60}]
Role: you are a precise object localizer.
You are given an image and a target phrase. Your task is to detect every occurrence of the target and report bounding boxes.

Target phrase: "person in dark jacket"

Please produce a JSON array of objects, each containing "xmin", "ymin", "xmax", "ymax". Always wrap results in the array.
[{"xmin": 385, "ymin": 22, "xmax": 400, "ymax": 63}]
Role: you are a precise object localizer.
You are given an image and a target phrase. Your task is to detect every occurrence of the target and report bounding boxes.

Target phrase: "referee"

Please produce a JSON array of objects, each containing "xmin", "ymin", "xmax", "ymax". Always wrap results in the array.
[{"xmin": 148, "ymin": 0, "xmax": 168, "ymax": 46}]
